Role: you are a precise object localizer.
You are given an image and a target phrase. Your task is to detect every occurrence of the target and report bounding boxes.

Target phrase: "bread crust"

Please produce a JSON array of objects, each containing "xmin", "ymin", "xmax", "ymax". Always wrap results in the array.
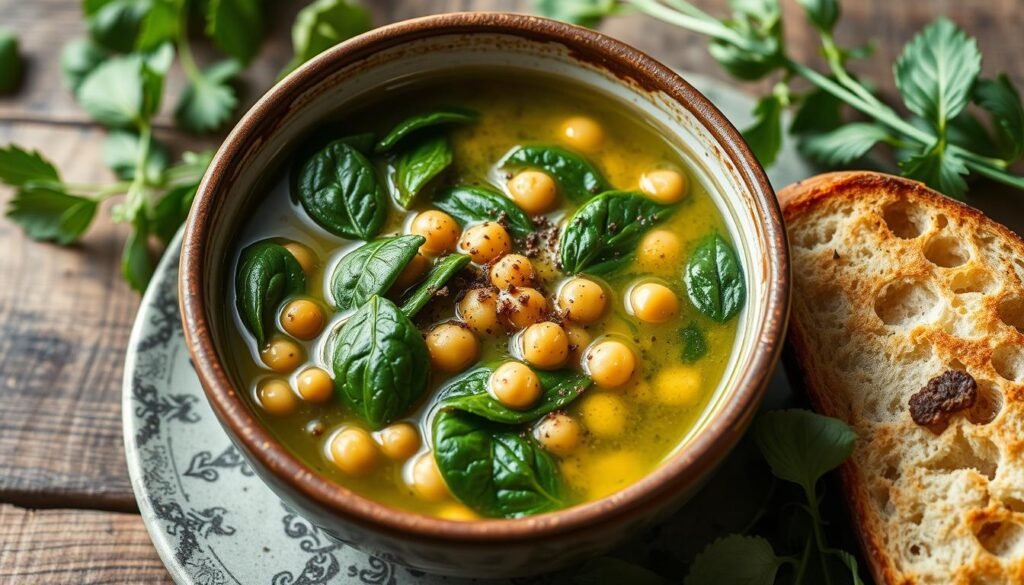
[{"xmin": 779, "ymin": 171, "xmax": 1024, "ymax": 585}]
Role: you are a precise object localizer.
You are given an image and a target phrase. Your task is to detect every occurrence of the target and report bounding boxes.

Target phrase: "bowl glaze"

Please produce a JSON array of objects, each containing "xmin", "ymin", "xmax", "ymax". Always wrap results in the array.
[{"xmin": 180, "ymin": 12, "xmax": 790, "ymax": 577}]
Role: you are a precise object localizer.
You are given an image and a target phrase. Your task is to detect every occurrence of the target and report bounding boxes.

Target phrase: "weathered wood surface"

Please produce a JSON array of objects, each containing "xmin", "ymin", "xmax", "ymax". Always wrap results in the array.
[{"xmin": 0, "ymin": 0, "xmax": 1022, "ymax": 582}]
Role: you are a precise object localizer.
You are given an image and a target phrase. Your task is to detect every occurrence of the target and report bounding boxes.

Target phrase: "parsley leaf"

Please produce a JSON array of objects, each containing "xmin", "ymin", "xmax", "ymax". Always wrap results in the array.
[
  {"xmin": 0, "ymin": 145, "xmax": 61, "ymax": 187},
  {"xmin": 899, "ymin": 141, "xmax": 969, "ymax": 199},
  {"xmin": 0, "ymin": 29, "xmax": 23, "ymax": 93},
  {"xmin": 975, "ymin": 74, "xmax": 1024, "ymax": 159},
  {"xmin": 103, "ymin": 130, "xmax": 169, "ymax": 182},
  {"xmin": 6, "ymin": 185, "xmax": 98, "ymax": 245},
  {"xmin": 743, "ymin": 94, "xmax": 784, "ymax": 166},
  {"xmin": 281, "ymin": 0, "xmax": 371, "ymax": 77},
  {"xmin": 753, "ymin": 409, "xmax": 857, "ymax": 495},
  {"xmin": 206, "ymin": 0, "xmax": 264, "ymax": 64},
  {"xmin": 175, "ymin": 60, "xmax": 241, "ymax": 133},
  {"xmin": 122, "ymin": 216, "xmax": 154, "ymax": 292},
  {"xmin": 77, "ymin": 55, "xmax": 147, "ymax": 127},
  {"xmin": 136, "ymin": 0, "xmax": 182, "ymax": 51},
  {"xmin": 61, "ymin": 38, "xmax": 108, "ymax": 95},
  {"xmin": 894, "ymin": 18, "xmax": 981, "ymax": 130},
  {"xmin": 685, "ymin": 535, "xmax": 786, "ymax": 585},
  {"xmin": 532, "ymin": 0, "xmax": 617, "ymax": 27},
  {"xmin": 790, "ymin": 88, "xmax": 843, "ymax": 135},
  {"xmin": 796, "ymin": 0, "xmax": 839, "ymax": 32},
  {"xmin": 150, "ymin": 184, "xmax": 196, "ymax": 244},
  {"xmin": 800, "ymin": 123, "xmax": 891, "ymax": 166},
  {"xmin": 84, "ymin": 0, "xmax": 151, "ymax": 53}
]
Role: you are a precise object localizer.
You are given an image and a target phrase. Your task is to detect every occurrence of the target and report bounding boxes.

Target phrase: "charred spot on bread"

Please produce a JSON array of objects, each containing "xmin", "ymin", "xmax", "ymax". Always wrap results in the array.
[{"xmin": 908, "ymin": 370, "xmax": 978, "ymax": 427}]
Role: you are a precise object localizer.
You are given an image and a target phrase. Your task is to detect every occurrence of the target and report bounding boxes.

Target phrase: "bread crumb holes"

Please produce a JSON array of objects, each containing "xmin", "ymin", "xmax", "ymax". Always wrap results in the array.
[
  {"xmin": 924, "ymin": 235, "xmax": 970, "ymax": 267},
  {"xmin": 975, "ymin": 521, "xmax": 1024, "ymax": 558},
  {"xmin": 950, "ymin": 267, "xmax": 996, "ymax": 295},
  {"xmin": 991, "ymin": 344, "xmax": 1024, "ymax": 382},
  {"xmin": 883, "ymin": 199, "xmax": 927, "ymax": 238},
  {"xmin": 997, "ymin": 296, "xmax": 1024, "ymax": 334},
  {"xmin": 874, "ymin": 279, "xmax": 941, "ymax": 326},
  {"xmin": 966, "ymin": 381, "xmax": 1003, "ymax": 425}
]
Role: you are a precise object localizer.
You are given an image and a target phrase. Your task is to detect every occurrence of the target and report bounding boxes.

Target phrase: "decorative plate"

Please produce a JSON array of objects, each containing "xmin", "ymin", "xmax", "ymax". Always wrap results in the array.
[{"xmin": 122, "ymin": 73, "xmax": 812, "ymax": 585}]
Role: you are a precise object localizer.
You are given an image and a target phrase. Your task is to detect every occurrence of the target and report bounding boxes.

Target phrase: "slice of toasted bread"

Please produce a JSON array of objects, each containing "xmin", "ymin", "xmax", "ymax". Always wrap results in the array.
[{"xmin": 778, "ymin": 172, "xmax": 1024, "ymax": 585}]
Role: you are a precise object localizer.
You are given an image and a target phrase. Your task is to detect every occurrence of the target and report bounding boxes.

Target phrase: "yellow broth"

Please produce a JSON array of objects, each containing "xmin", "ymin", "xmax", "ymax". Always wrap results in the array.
[{"xmin": 224, "ymin": 71, "xmax": 739, "ymax": 519}]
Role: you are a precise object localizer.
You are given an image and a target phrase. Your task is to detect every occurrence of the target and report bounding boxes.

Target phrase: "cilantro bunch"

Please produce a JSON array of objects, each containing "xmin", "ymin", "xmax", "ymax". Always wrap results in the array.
[
  {"xmin": 536, "ymin": 0, "xmax": 1024, "ymax": 199},
  {"xmin": 0, "ymin": 0, "xmax": 370, "ymax": 291}
]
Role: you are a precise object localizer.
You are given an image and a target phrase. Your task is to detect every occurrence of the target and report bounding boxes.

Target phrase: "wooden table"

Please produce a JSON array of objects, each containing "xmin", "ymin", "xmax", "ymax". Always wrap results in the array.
[{"xmin": 1, "ymin": 1, "xmax": 1021, "ymax": 582}]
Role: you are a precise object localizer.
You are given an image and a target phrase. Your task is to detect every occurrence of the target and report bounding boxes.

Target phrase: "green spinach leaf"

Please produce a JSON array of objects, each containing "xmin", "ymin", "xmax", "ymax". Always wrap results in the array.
[
  {"xmin": 684, "ymin": 234, "xmax": 746, "ymax": 322},
  {"xmin": 433, "ymin": 186, "xmax": 534, "ymax": 238},
  {"xmin": 330, "ymin": 235, "xmax": 424, "ymax": 311},
  {"xmin": 375, "ymin": 107, "xmax": 479, "ymax": 153},
  {"xmin": 679, "ymin": 321, "xmax": 708, "ymax": 363},
  {"xmin": 559, "ymin": 191, "xmax": 676, "ymax": 275},
  {"xmin": 235, "ymin": 240, "xmax": 306, "ymax": 346},
  {"xmin": 436, "ymin": 365, "xmax": 591, "ymax": 424},
  {"xmin": 393, "ymin": 134, "xmax": 452, "ymax": 208},
  {"xmin": 295, "ymin": 140, "xmax": 386, "ymax": 239},
  {"xmin": 432, "ymin": 409, "xmax": 565, "ymax": 518},
  {"xmin": 400, "ymin": 253, "xmax": 471, "ymax": 317},
  {"xmin": 504, "ymin": 145, "xmax": 609, "ymax": 202},
  {"xmin": 332, "ymin": 295, "xmax": 429, "ymax": 429}
]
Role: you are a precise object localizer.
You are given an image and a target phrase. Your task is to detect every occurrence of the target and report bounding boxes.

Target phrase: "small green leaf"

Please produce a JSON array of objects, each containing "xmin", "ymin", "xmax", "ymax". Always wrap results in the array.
[
  {"xmin": 5, "ymin": 185, "xmax": 98, "ymax": 245},
  {"xmin": 135, "ymin": 0, "xmax": 181, "ymax": 51},
  {"xmin": 743, "ymin": 95, "xmax": 783, "ymax": 167},
  {"xmin": 61, "ymin": 38, "xmax": 108, "ymax": 95},
  {"xmin": 150, "ymin": 183, "xmax": 196, "ymax": 244},
  {"xmin": 206, "ymin": 0, "xmax": 264, "ymax": 64},
  {"xmin": 235, "ymin": 240, "xmax": 306, "ymax": 346},
  {"xmin": 85, "ymin": 0, "xmax": 152, "ymax": 53},
  {"xmin": 0, "ymin": 29, "xmax": 23, "ymax": 93},
  {"xmin": 330, "ymin": 235, "xmax": 425, "ymax": 311},
  {"xmin": 393, "ymin": 134, "xmax": 452, "ymax": 207},
  {"xmin": 0, "ymin": 145, "xmax": 61, "ymax": 187},
  {"xmin": 436, "ymin": 365, "xmax": 591, "ymax": 424},
  {"xmin": 400, "ymin": 253, "xmax": 471, "ymax": 317},
  {"xmin": 122, "ymin": 216, "xmax": 154, "ymax": 292},
  {"xmin": 77, "ymin": 55, "xmax": 146, "ymax": 128},
  {"xmin": 175, "ymin": 60, "xmax": 241, "ymax": 133},
  {"xmin": 753, "ymin": 409, "xmax": 856, "ymax": 494},
  {"xmin": 799, "ymin": 123, "xmax": 891, "ymax": 166},
  {"xmin": 790, "ymin": 88, "xmax": 843, "ymax": 135},
  {"xmin": 685, "ymin": 535, "xmax": 785, "ymax": 585},
  {"xmin": 894, "ymin": 18, "xmax": 981, "ymax": 129},
  {"xmin": 679, "ymin": 321, "xmax": 708, "ymax": 363},
  {"xmin": 294, "ymin": 139, "xmax": 387, "ymax": 239},
  {"xmin": 433, "ymin": 186, "xmax": 535, "ymax": 239},
  {"xmin": 103, "ymin": 130, "xmax": 169, "ymax": 183},
  {"xmin": 376, "ymin": 107, "xmax": 478, "ymax": 153},
  {"xmin": 796, "ymin": 0, "xmax": 839, "ymax": 32},
  {"xmin": 571, "ymin": 557, "xmax": 666, "ymax": 585},
  {"xmin": 560, "ymin": 192, "xmax": 676, "ymax": 275},
  {"xmin": 282, "ymin": 0, "xmax": 372, "ymax": 77},
  {"xmin": 684, "ymin": 234, "xmax": 746, "ymax": 322},
  {"xmin": 975, "ymin": 74, "xmax": 1024, "ymax": 159},
  {"xmin": 532, "ymin": 0, "xmax": 617, "ymax": 27},
  {"xmin": 504, "ymin": 145, "xmax": 610, "ymax": 202},
  {"xmin": 899, "ymin": 142, "xmax": 969, "ymax": 199}
]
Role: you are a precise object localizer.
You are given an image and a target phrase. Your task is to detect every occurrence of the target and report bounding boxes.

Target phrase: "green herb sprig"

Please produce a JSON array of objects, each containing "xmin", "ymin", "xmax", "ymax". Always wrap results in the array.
[
  {"xmin": 536, "ymin": 0, "xmax": 1024, "ymax": 199},
  {"xmin": 0, "ymin": 0, "xmax": 371, "ymax": 291}
]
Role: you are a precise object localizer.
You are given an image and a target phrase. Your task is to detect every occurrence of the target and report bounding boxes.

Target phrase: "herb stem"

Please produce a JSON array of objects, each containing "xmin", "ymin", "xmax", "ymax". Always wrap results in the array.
[
  {"xmin": 962, "ymin": 158, "xmax": 1024, "ymax": 189},
  {"xmin": 803, "ymin": 485, "xmax": 833, "ymax": 585},
  {"xmin": 793, "ymin": 535, "xmax": 812, "ymax": 585},
  {"xmin": 176, "ymin": 0, "xmax": 203, "ymax": 83},
  {"xmin": 123, "ymin": 121, "xmax": 153, "ymax": 222},
  {"xmin": 624, "ymin": 0, "xmax": 756, "ymax": 50}
]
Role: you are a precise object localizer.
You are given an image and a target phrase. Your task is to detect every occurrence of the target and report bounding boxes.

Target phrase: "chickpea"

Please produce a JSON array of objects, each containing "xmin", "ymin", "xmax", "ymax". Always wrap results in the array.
[
  {"xmin": 283, "ymin": 242, "xmax": 318, "ymax": 273},
  {"xmin": 330, "ymin": 427, "xmax": 379, "ymax": 476},
  {"xmin": 629, "ymin": 282, "xmax": 679, "ymax": 324},
  {"xmin": 534, "ymin": 413, "xmax": 582, "ymax": 456},
  {"xmin": 281, "ymin": 299, "xmax": 324, "ymax": 340},
  {"xmin": 258, "ymin": 379, "xmax": 298, "ymax": 416},
  {"xmin": 260, "ymin": 336, "xmax": 305, "ymax": 373},
  {"xmin": 391, "ymin": 254, "xmax": 431, "ymax": 291},
  {"xmin": 561, "ymin": 115, "xmax": 605, "ymax": 151},
  {"xmin": 296, "ymin": 367, "xmax": 333, "ymax": 403},
  {"xmin": 457, "ymin": 287, "xmax": 500, "ymax": 335},
  {"xmin": 586, "ymin": 340, "xmax": 636, "ymax": 388},
  {"xmin": 564, "ymin": 324, "xmax": 592, "ymax": 363},
  {"xmin": 458, "ymin": 222, "xmax": 512, "ymax": 264},
  {"xmin": 411, "ymin": 210, "xmax": 460, "ymax": 255},
  {"xmin": 411, "ymin": 453, "xmax": 450, "ymax": 502},
  {"xmin": 490, "ymin": 254, "xmax": 536, "ymax": 289},
  {"xmin": 521, "ymin": 322, "xmax": 569, "ymax": 369},
  {"xmin": 636, "ymin": 229, "xmax": 683, "ymax": 270},
  {"xmin": 557, "ymin": 278, "xmax": 607, "ymax": 324},
  {"xmin": 507, "ymin": 170, "xmax": 557, "ymax": 215},
  {"xmin": 490, "ymin": 361, "xmax": 542, "ymax": 410},
  {"xmin": 654, "ymin": 365, "xmax": 702, "ymax": 407},
  {"xmin": 501, "ymin": 287, "xmax": 548, "ymax": 330},
  {"xmin": 579, "ymin": 392, "xmax": 628, "ymax": 438},
  {"xmin": 437, "ymin": 503, "xmax": 479, "ymax": 521},
  {"xmin": 426, "ymin": 323, "xmax": 479, "ymax": 373},
  {"xmin": 640, "ymin": 168, "xmax": 688, "ymax": 204},
  {"xmin": 378, "ymin": 422, "xmax": 420, "ymax": 461}
]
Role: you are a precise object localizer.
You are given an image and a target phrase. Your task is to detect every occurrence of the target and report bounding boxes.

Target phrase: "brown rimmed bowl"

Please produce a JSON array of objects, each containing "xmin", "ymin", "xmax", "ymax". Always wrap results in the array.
[{"xmin": 180, "ymin": 12, "xmax": 790, "ymax": 577}]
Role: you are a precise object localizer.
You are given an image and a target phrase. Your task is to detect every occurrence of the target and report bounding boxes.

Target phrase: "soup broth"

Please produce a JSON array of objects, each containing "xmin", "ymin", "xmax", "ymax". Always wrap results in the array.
[{"xmin": 225, "ymin": 71, "xmax": 743, "ymax": 520}]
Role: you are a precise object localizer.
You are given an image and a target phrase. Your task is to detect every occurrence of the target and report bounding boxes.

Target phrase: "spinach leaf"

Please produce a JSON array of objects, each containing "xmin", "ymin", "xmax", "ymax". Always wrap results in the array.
[
  {"xmin": 332, "ymin": 295, "xmax": 429, "ymax": 429},
  {"xmin": 504, "ymin": 145, "xmax": 610, "ymax": 202},
  {"xmin": 375, "ymin": 107, "xmax": 479, "ymax": 153},
  {"xmin": 432, "ymin": 409, "xmax": 565, "ymax": 518},
  {"xmin": 684, "ymin": 234, "xmax": 746, "ymax": 322},
  {"xmin": 559, "ymin": 191, "xmax": 676, "ymax": 275},
  {"xmin": 330, "ymin": 235, "xmax": 424, "ymax": 311},
  {"xmin": 433, "ymin": 186, "xmax": 534, "ymax": 238},
  {"xmin": 437, "ymin": 365, "xmax": 591, "ymax": 424},
  {"xmin": 679, "ymin": 321, "xmax": 709, "ymax": 363},
  {"xmin": 393, "ymin": 134, "xmax": 452, "ymax": 208},
  {"xmin": 235, "ymin": 240, "xmax": 306, "ymax": 346},
  {"xmin": 400, "ymin": 253, "xmax": 471, "ymax": 317},
  {"xmin": 295, "ymin": 140, "xmax": 386, "ymax": 239}
]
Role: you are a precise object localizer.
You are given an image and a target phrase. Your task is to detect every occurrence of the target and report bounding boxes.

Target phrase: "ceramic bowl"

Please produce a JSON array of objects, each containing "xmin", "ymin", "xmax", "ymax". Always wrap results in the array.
[{"xmin": 180, "ymin": 12, "xmax": 789, "ymax": 578}]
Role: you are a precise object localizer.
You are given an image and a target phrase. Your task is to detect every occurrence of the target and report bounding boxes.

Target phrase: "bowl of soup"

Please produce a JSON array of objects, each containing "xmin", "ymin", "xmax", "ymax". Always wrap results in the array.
[{"xmin": 180, "ymin": 12, "xmax": 789, "ymax": 577}]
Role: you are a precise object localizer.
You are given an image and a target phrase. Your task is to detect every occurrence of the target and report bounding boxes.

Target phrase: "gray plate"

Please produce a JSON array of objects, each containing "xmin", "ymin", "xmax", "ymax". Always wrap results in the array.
[{"xmin": 122, "ymin": 73, "xmax": 813, "ymax": 585}]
